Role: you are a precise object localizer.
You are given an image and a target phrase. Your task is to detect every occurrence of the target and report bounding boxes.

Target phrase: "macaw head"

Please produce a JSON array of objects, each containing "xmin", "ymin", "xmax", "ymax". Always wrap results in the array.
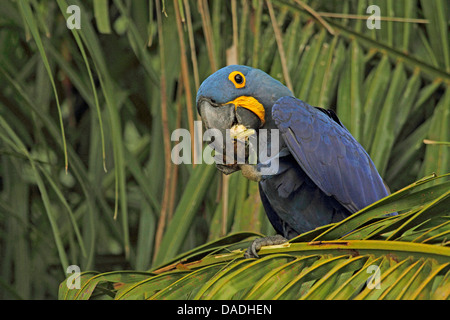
[
  {"xmin": 196, "ymin": 65, "xmax": 293, "ymax": 131},
  {"xmin": 196, "ymin": 65, "xmax": 293, "ymax": 174}
]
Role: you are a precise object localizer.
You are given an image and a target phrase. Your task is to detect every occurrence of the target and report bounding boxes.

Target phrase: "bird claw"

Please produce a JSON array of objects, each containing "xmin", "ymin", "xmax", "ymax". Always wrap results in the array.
[{"xmin": 244, "ymin": 235, "xmax": 288, "ymax": 259}]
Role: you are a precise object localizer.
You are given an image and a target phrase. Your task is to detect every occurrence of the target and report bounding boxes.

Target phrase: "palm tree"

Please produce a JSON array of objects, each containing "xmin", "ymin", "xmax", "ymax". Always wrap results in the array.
[
  {"xmin": 0, "ymin": 0, "xmax": 448, "ymax": 299},
  {"xmin": 59, "ymin": 172, "xmax": 450, "ymax": 299}
]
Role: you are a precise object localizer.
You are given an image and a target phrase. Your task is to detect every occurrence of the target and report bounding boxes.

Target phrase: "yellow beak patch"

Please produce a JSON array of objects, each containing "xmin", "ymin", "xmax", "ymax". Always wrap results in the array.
[{"xmin": 225, "ymin": 96, "xmax": 265, "ymax": 125}]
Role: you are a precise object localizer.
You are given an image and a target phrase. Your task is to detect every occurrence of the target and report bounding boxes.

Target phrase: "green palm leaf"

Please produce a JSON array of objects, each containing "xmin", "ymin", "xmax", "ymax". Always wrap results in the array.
[{"xmin": 59, "ymin": 173, "xmax": 450, "ymax": 300}]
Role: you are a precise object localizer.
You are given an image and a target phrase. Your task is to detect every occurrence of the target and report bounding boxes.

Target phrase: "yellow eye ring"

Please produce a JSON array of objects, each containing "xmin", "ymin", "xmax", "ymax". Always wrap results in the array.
[{"xmin": 228, "ymin": 71, "xmax": 246, "ymax": 89}]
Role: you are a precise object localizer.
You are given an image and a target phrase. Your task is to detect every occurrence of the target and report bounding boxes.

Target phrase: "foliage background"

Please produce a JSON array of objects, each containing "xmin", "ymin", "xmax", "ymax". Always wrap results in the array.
[{"xmin": 0, "ymin": 0, "xmax": 448, "ymax": 299}]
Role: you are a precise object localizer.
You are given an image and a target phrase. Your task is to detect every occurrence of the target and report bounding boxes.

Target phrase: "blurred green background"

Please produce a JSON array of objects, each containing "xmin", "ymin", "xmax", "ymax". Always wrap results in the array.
[{"xmin": 0, "ymin": 0, "xmax": 448, "ymax": 299}]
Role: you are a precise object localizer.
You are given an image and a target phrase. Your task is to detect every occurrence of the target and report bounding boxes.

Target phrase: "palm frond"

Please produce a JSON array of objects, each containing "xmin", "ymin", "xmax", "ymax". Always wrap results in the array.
[{"xmin": 59, "ymin": 173, "xmax": 450, "ymax": 300}]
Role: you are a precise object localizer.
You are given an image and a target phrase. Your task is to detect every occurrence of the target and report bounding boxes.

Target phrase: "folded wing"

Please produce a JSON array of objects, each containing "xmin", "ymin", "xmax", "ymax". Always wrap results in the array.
[{"xmin": 272, "ymin": 96, "xmax": 389, "ymax": 213}]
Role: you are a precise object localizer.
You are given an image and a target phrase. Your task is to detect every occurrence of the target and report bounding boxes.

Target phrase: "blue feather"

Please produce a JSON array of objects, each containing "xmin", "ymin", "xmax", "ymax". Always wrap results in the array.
[
  {"xmin": 196, "ymin": 65, "xmax": 392, "ymax": 239},
  {"xmin": 272, "ymin": 96, "xmax": 389, "ymax": 214}
]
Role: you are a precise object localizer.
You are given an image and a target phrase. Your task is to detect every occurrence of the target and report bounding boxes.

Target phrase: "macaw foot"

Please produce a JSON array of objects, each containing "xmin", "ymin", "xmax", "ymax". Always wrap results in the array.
[
  {"xmin": 239, "ymin": 164, "xmax": 262, "ymax": 182},
  {"xmin": 244, "ymin": 235, "xmax": 288, "ymax": 259}
]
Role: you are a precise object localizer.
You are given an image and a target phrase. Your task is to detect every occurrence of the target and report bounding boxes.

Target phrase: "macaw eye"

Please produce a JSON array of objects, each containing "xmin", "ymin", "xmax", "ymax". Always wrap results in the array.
[{"xmin": 228, "ymin": 71, "xmax": 246, "ymax": 89}]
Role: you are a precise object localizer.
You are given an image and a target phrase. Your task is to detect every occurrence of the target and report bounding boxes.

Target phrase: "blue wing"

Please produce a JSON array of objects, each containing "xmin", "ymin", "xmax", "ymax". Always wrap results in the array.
[{"xmin": 272, "ymin": 96, "xmax": 389, "ymax": 213}]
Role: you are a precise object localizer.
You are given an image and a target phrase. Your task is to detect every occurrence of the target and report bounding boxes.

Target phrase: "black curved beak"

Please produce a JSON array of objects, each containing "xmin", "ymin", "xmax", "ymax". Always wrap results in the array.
[
  {"xmin": 197, "ymin": 97, "xmax": 240, "ymax": 175},
  {"xmin": 196, "ymin": 97, "xmax": 261, "ymax": 175},
  {"xmin": 197, "ymin": 97, "xmax": 236, "ymax": 131},
  {"xmin": 197, "ymin": 97, "xmax": 262, "ymax": 130}
]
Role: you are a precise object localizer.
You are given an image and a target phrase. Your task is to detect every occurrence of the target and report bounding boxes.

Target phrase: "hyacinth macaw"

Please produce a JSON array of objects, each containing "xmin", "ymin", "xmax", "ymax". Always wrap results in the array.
[{"xmin": 196, "ymin": 65, "xmax": 389, "ymax": 258}]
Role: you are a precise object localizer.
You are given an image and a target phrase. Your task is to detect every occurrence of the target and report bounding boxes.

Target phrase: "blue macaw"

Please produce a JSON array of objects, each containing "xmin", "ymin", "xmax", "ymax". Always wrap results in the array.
[{"xmin": 196, "ymin": 65, "xmax": 390, "ymax": 258}]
